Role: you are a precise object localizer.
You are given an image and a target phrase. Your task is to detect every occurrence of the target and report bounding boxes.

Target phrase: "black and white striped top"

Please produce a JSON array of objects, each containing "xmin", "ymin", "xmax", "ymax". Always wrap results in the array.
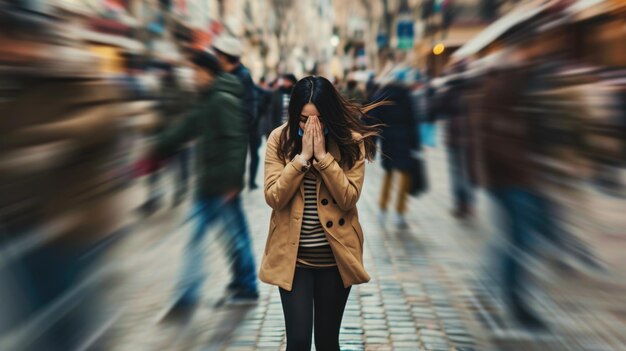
[{"xmin": 296, "ymin": 172, "xmax": 336, "ymax": 268}]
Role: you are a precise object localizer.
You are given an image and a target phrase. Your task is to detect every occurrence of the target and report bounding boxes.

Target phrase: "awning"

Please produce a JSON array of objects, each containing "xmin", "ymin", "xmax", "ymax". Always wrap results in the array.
[
  {"xmin": 451, "ymin": 0, "xmax": 553, "ymax": 61},
  {"xmin": 566, "ymin": 0, "xmax": 622, "ymax": 21},
  {"xmin": 81, "ymin": 30, "xmax": 145, "ymax": 52}
]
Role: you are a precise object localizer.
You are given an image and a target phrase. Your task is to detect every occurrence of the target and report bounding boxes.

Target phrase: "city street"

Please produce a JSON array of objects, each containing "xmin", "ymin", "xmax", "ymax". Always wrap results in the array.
[
  {"xmin": 95, "ymin": 136, "xmax": 626, "ymax": 351},
  {"xmin": 2, "ymin": 2, "xmax": 625, "ymax": 351}
]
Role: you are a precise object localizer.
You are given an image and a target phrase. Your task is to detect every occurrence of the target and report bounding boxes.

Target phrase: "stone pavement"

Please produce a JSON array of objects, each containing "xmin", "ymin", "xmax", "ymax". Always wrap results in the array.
[{"xmin": 96, "ymin": 134, "xmax": 626, "ymax": 351}]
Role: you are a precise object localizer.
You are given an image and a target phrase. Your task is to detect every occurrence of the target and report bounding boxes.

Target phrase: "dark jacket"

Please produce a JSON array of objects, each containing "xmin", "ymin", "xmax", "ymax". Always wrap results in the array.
[
  {"xmin": 255, "ymin": 85, "xmax": 272, "ymax": 137},
  {"xmin": 155, "ymin": 76, "xmax": 188, "ymax": 133},
  {"xmin": 438, "ymin": 79, "xmax": 471, "ymax": 149},
  {"xmin": 231, "ymin": 64, "xmax": 258, "ymax": 129},
  {"xmin": 268, "ymin": 86, "xmax": 293, "ymax": 135},
  {"xmin": 156, "ymin": 73, "xmax": 248, "ymax": 196},
  {"xmin": 369, "ymin": 84, "xmax": 420, "ymax": 171},
  {"xmin": 480, "ymin": 67, "xmax": 536, "ymax": 188}
]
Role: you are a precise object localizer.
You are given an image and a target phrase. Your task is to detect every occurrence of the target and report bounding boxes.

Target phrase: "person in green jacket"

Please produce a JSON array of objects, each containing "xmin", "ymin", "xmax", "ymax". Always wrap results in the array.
[{"xmin": 155, "ymin": 50, "xmax": 258, "ymax": 315}]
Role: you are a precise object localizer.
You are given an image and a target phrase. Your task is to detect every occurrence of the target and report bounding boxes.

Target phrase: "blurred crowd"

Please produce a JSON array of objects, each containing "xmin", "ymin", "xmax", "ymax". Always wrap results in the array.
[
  {"xmin": 359, "ymin": 1, "xmax": 626, "ymax": 331},
  {"xmin": 1, "ymin": 0, "xmax": 625, "ymax": 349}
]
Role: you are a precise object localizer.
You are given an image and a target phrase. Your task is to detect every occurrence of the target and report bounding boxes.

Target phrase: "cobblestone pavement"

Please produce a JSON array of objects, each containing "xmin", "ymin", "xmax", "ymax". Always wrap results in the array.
[{"xmin": 97, "ymin": 134, "xmax": 626, "ymax": 351}]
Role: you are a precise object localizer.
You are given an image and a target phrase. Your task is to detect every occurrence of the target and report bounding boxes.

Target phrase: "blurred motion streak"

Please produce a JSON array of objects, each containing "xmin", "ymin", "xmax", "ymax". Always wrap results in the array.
[{"xmin": 0, "ymin": 0, "xmax": 625, "ymax": 350}]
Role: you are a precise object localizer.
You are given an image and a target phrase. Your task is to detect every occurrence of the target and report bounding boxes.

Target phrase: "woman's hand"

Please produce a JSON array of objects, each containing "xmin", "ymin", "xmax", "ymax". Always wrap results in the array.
[
  {"xmin": 300, "ymin": 116, "xmax": 314, "ymax": 161},
  {"xmin": 312, "ymin": 116, "xmax": 327, "ymax": 161}
]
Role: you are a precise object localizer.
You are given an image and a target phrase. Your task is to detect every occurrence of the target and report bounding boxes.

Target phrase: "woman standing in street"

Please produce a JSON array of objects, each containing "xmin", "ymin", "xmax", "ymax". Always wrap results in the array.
[{"xmin": 260, "ymin": 76, "xmax": 381, "ymax": 351}]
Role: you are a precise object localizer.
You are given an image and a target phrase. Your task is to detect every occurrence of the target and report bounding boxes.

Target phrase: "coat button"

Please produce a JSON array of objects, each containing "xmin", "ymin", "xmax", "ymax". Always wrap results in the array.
[
  {"xmin": 338, "ymin": 218, "xmax": 345, "ymax": 226},
  {"xmin": 321, "ymin": 199, "xmax": 329, "ymax": 205},
  {"xmin": 326, "ymin": 221, "xmax": 333, "ymax": 228}
]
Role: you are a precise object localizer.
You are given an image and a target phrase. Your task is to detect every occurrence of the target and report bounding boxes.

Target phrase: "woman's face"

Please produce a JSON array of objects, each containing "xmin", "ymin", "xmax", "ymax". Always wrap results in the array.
[{"xmin": 299, "ymin": 103, "xmax": 325, "ymax": 131}]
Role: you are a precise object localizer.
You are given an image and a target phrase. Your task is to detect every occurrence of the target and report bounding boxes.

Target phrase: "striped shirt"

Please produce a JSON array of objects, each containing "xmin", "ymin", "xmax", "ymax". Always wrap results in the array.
[{"xmin": 296, "ymin": 172, "xmax": 336, "ymax": 268}]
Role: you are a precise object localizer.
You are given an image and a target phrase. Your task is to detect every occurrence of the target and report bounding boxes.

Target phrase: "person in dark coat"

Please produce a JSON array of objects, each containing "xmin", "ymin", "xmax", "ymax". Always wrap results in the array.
[
  {"xmin": 140, "ymin": 65, "xmax": 191, "ymax": 214},
  {"xmin": 368, "ymin": 77, "xmax": 420, "ymax": 228},
  {"xmin": 480, "ymin": 64, "xmax": 549, "ymax": 330},
  {"xmin": 212, "ymin": 35, "xmax": 260, "ymax": 190},
  {"xmin": 255, "ymin": 76, "xmax": 273, "ymax": 140},
  {"xmin": 267, "ymin": 73, "xmax": 297, "ymax": 138},
  {"xmin": 251, "ymin": 79, "xmax": 273, "ymax": 189},
  {"xmin": 437, "ymin": 74, "xmax": 476, "ymax": 219},
  {"xmin": 156, "ymin": 51, "xmax": 258, "ymax": 314},
  {"xmin": 341, "ymin": 79, "xmax": 366, "ymax": 105}
]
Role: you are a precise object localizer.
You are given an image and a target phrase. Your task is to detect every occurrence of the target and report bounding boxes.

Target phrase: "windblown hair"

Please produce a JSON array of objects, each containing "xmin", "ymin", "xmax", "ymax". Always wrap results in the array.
[{"xmin": 278, "ymin": 76, "xmax": 385, "ymax": 169}]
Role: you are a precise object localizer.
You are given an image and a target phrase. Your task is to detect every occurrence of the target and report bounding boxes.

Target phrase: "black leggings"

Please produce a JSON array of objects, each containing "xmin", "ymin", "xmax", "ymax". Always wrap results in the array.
[{"xmin": 279, "ymin": 266, "xmax": 351, "ymax": 351}]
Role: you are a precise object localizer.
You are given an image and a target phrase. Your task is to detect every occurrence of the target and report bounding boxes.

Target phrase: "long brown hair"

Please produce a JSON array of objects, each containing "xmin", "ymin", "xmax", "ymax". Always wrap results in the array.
[{"xmin": 278, "ymin": 76, "xmax": 385, "ymax": 169}]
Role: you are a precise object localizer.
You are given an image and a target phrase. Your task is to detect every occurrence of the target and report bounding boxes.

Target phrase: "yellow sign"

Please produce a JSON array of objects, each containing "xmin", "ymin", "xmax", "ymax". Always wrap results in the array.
[{"xmin": 89, "ymin": 45, "xmax": 123, "ymax": 74}]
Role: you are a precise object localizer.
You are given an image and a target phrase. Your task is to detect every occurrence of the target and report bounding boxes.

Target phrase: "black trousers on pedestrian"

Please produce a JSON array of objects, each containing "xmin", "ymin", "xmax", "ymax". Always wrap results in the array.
[
  {"xmin": 279, "ymin": 266, "xmax": 351, "ymax": 351},
  {"xmin": 248, "ymin": 131, "xmax": 261, "ymax": 187}
]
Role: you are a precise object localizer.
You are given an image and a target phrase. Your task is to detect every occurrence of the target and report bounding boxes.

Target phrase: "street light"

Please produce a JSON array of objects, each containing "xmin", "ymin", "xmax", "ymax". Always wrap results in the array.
[
  {"xmin": 433, "ymin": 43, "xmax": 445, "ymax": 55},
  {"xmin": 331, "ymin": 35, "xmax": 340, "ymax": 48}
]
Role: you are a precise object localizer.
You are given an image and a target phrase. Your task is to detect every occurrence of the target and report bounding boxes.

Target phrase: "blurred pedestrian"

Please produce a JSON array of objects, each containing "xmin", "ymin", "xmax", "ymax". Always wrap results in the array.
[
  {"xmin": 0, "ymin": 11, "xmax": 130, "ymax": 348},
  {"xmin": 341, "ymin": 79, "xmax": 366, "ymax": 105},
  {"xmin": 481, "ymin": 65, "xmax": 548, "ymax": 330},
  {"xmin": 437, "ymin": 73, "xmax": 476, "ymax": 219},
  {"xmin": 267, "ymin": 73, "xmax": 297, "ymax": 137},
  {"xmin": 212, "ymin": 35, "xmax": 259, "ymax": 191},
  {"xmin": 260, "ymin": 76, "xmax": 383, "ymax": 351},
  {"xmin": 369, "ymin": 73, "xmax": 421, "ymax": 228},
  {"xmin": 155, "ymin": 51, "xmax": 258, "ymax": 316},
  {"xmin": 365, "ymin": 73, "xmax": 379, "ymax": 102},
  {"xmin": 139, "ymin": 65, "xmax": 190, "ymax": 214},
  {"xmin": 252, "ymin": 78, "xmax": 273, "ymax": 189}
]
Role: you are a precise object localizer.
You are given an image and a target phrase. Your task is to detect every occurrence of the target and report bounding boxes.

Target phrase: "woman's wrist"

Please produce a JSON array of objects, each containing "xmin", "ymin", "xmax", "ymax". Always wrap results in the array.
[
  {"xmin": 299, "ymin": 152, "xmax": 312, "ymax": 162},
  {"xmin": 314, "ymin": 152, "xmax": 328, "ymax": 161},
  {"xmin": 295, "ymin": 154, "xmax": 311, "ymax": 172},
  {"xmin": 296, "ymin": 154, "xmax": 311, "ymax": 166}
]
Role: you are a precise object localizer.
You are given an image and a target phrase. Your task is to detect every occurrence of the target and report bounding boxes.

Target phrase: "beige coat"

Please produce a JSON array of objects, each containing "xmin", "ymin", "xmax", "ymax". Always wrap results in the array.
[{"xmin": 259, "ymin": 124, "xmax": 370, "ymax": 291}]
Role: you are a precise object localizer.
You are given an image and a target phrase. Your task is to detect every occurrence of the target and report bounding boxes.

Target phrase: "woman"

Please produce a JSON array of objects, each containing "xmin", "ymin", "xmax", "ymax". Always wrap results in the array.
[{"xmin": 260, "ymin": 76, "xmax": 381, "ymax": 350}]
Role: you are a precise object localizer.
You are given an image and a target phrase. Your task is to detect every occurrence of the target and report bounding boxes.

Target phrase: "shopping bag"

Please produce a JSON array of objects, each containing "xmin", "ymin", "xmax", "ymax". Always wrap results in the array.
[
  {"xmin": 420, "ymin": 123, "xmax": 437, "ymax": 148},
  {"xmin": 408, "ymin": 152, "xmax": 428, "ymax": 196}
]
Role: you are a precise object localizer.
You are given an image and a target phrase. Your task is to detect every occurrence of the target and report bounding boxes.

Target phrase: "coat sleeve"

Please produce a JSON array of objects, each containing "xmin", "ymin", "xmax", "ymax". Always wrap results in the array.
[
  {"xmin": 155, "ymin": 102, "xmax": 201, "ymax": 158},
  {"xmin": 264, "ymin": 130, "xmax": 306, "ymax": 210},
  {"xmin": 313, "ymin": 141, "xmax": 365, "ymax": 211}
]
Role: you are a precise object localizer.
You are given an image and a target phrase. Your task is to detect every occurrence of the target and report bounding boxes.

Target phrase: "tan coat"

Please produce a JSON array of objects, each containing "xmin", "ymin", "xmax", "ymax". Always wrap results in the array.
[{"xmin": 259, "ymin": 124, "xmax": 370, "ymax": 291}]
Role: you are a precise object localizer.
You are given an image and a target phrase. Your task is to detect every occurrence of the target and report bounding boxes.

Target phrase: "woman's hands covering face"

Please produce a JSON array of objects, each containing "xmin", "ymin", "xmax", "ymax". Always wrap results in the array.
[
  {"xmin": 300, "ymin": 115, "xmax": 326, "ymax": 162},
  {"xmin": 311, "ymin": 115, "xmax": 327, "ymax": 161},
  {"xmin": 300, "ymin": 116, "xmax": 314, "ymax": 161}
]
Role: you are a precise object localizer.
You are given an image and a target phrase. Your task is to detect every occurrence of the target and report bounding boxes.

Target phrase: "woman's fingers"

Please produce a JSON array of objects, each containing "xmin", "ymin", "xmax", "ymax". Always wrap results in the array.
[
  {"xmin": 314, "ymin": 116, "xmax": 320, "ymax": 139},
  {"xmin": 315, "ymin": 117, "xmax": 323, "ymax": 140},
  {"xmin": 307, "ymin": 116, "xmax": 315, "ymax": 134}
]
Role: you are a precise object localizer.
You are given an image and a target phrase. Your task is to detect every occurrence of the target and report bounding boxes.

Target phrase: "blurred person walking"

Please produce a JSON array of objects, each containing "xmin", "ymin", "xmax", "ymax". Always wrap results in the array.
[
  {"xmin": 341, "ymin": 79, "xmax": 366, "ymax": 105},
  {"xmin": 154, "ymin": 51, "xmax": 258, "ymax": 316},
  {"xmin": 256, "ymin": 76, "xmax": 273, "ymax": 134},
  {"xmin": 139, "ymin": 65, "xmax": 190, "ymax": 214},
  {"xmin": 252, "ymin": 77, "xmax": 273, "ymax": 189},
  {"xmin": 437, "ymin": 73, "xmax": 476, "ymax": 219},
  {"xmin": 260, "ymin": 76, "xmax": 382, "ymax": 351},
  {"xmin": 369, "ymin": 74, "xmax": 421, "ymax": 229},
  {"xmin": 480, "ymin": 65, "xmax": 549, "ymax": 330},
  {"xmin": 0, "ymin": 7, "xmax": 131, "ymax": 349},
  {"xmin": 212, "ymin": 35, "xmax": 259, "ymax": 191},
  {"xmin": 365, "ymin": 73, "xmax": 379, "ymax": 102},
  {"xmin": 267, "ymin": 73, "xmax": 298, "ymax": 138}
]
